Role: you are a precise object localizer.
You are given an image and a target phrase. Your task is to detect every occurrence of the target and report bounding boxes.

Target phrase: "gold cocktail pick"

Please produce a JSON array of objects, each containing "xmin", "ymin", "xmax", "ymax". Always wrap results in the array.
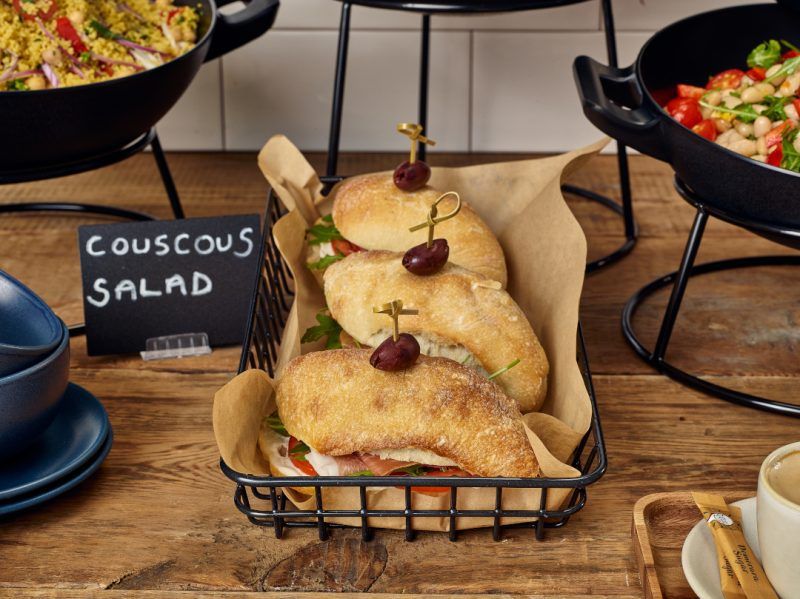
[
  {"xmin": 408, "ymin": 191, "xmax": 462, "ymax": 248},
  {"xmin": 397, "ymin": 123, "xmax": 436, "ymax": 164},
  {"xmin": 373, "ymin": 299, "xmax": 418, "ymax": 342}
]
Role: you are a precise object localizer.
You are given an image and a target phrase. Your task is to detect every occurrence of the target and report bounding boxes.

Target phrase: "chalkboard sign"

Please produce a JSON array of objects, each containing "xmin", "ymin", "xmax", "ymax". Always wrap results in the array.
[{"xmin": 78, "ymin": 214, "xmax": 261, "ymax": 356}]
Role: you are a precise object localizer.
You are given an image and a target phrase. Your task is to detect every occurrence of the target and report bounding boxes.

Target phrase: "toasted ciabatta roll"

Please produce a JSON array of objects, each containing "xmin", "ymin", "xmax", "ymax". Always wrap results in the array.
[
  {"xmin": 323, "ymin": 251, "xmax": 548, "ymax": 413},
  {"xmin": 329, "ymin": 173, "xmax": 507, "ymax": 286},
  {"xmin": 268, "ymin": 349, "xmax": 539, "ymax": 479}
]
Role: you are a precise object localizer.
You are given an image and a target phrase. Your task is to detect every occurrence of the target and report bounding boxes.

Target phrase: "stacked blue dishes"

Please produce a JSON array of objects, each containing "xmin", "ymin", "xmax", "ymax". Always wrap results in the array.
[
  {"xmin": 0, "ymin": 271, "xmax": 63, "ymax": 377},
  {"xmin": 0, "ymin": 270, "xmax": 112, "ymax": 515},
  {"xmin": 0, "ymin": 272, "xmax": 68, "ymax": 458}
]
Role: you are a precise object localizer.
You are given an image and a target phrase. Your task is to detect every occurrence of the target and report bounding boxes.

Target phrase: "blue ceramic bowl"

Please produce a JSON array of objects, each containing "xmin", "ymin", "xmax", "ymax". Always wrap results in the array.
[
  {"xmin": 0, "ymin": 319, "xmax": 70, "ymax": 459},
  {"xmin": 0, "ymin": 271, "xmax": 63, "ymax": 377}
]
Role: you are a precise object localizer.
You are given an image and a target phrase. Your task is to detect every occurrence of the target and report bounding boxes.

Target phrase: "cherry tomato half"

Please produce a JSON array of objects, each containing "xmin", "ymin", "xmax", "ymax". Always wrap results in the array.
[
  {"xmin": 288, "ymin": 437, "xmax": 318, "ymax": 476},
  {"xmin": 768, "ymin": 145, "xmax": 783, "ymax": 167},
  {"xmin": 746, "ymin": 67, "xmax": 767, "ymax": 82},
  {"xmin": 691, "ymin": 119, "xmax": 718, "ymax": 142},
  {"xmin": 783, "ymin": 50, "xmax": 800, "ymax": 60},
  {"xmin": 706, "ymin": 69, "xmax": 745, "ymax": 90},
  {"xmin": 677, "ymin": 84, "xmax": 706, "ymax": 100},
  {"xmin": 650, "ymin": 87, "xmax": 677, "ymax": 108},
  {"xmin": 666, "ymin": 97, "xmax": 703, "ymax": 128}
]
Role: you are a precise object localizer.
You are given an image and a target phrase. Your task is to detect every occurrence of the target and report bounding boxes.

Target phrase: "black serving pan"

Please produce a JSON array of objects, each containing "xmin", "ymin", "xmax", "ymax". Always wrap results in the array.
[
  {"xmin": 573, "ymin": 3, "xmax": 800, "ymax": 241},
  {"xmin": 0, "ymin": 0, "xmax": 279, "ymax": 170}
]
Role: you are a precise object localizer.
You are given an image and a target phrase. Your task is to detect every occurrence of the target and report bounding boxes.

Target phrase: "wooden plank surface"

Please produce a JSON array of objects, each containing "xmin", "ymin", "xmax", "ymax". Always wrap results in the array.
[
  {"xmin": 631, "ymin": 491, "xmax": 753, "ymax": 599},
  {"xmin": 0, "ymin": 151, "xmax": 798, "ymax": 597}
]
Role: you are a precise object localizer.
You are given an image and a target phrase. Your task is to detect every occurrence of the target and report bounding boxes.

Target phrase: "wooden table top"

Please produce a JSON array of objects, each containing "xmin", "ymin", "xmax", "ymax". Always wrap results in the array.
[{"xmin": 0, "ymin": 151, "xmax": 797, "ymax": 598}]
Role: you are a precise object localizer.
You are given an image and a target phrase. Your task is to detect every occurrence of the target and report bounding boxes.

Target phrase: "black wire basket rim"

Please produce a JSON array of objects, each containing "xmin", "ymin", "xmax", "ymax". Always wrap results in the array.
[{"xmin": 220, "ymin": 455, "xmax": 605, "ymax": 488}]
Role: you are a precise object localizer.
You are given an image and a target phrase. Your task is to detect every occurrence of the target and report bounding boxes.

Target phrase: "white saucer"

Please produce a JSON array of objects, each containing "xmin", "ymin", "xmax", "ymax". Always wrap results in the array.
[{"xmin": 681, "ymin": 497, "xmax": 761, "ymax": 599}]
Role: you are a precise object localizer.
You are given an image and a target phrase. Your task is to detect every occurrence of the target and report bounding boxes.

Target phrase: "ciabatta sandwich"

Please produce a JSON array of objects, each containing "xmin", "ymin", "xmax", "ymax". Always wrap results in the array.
[
  {"xmin": 306, "ymin": 173, "xmax": 507, "ymax": 286},
  {"xmin": 261, "ymin": 350, "xmax": 539, "ymax": 488},
  {"xmin": 322, "ymin": 251, "xmax": 548, "ymax": 413}
]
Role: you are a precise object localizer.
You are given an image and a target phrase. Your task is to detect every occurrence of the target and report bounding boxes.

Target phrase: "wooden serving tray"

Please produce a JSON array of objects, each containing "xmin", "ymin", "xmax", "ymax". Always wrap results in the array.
[{"xmin": 632, "ymin": 491, "xmax": 753, "ymax": 599}]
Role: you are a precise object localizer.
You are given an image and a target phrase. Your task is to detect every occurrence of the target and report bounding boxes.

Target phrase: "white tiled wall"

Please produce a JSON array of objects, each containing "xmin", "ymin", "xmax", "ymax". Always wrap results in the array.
[{"xmin": 157, "ymin": 0, "xmax": 753, "ymax": 153}]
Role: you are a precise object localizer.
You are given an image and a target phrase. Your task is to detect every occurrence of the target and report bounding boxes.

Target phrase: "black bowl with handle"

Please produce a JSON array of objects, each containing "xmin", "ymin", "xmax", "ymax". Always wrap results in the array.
[
  {"xmin": 0, "ymin": 0, "xmax": 279, "ymax": 171},
  {"xmin": 573, "ymin": 2, "xmax": 800, "ymax": 241}
]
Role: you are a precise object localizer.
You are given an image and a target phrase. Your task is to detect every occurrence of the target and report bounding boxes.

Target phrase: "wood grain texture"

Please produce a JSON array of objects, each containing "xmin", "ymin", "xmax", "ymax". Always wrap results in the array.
[
  {"xmin": 631, "ymin": 491, "xmax": 753, "ymax": 599},
  {"xmin": 1, "ymin": 152, "xmax": 798, "ymax": 597}
]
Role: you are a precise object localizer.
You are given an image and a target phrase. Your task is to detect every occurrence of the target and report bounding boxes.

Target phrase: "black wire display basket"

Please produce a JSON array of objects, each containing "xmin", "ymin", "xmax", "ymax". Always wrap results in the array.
[{"xmin": 220, "ymin": 183, "xmax": 607, "ymax": 542}]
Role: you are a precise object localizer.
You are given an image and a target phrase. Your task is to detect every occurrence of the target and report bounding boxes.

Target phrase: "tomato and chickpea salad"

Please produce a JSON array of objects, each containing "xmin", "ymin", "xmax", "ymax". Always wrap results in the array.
[
  {"xmin": 266, "ymin": 413, "xmax": 471, "ymax": 495},
  {"xmin": 662, "ymin": 39, "xmax": 800, "ymax": 173}
]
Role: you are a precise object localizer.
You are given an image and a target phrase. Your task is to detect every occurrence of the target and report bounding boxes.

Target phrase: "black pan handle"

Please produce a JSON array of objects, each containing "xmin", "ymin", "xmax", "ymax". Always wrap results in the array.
[
  {"xmin": 205, "ymin": 0, "xmax": 280, "ymax": 62},
  {"xmin": 573, "ymin": 55, "xmax": 669, "ymax": 162}
]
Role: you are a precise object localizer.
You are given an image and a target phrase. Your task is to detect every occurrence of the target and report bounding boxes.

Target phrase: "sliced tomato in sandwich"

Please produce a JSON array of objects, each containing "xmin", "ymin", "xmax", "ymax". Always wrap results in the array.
[
  {"xmin": 411, "ymin": 467, "xmax": 472, "ymax": 496},
  {"xmin": 331, "ymin": 238, "xmax": 363, "ymax": 257},
  {"xmin": 288, "ymin": 436, "xmax": 318, "ymax": 476}
]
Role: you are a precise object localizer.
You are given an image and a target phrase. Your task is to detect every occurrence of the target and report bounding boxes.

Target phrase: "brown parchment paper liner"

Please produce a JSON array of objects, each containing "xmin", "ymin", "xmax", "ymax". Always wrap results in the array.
[{"xmin": 213, "ymin": 135, "xmax": 609, "ymax": 531}]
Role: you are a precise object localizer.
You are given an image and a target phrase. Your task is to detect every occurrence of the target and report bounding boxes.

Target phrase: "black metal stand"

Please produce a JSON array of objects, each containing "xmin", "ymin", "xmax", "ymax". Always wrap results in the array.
[
  {"xmin": 622, "ymin": 177, "xmax": 800, "ymax": 418},
  {"xmin": 325, "ymin": 0, "xmax": 637, "ymax": 273},
  {"xmin": 0, "ymin": 127, "xmax": 186, "ymax": 336}
]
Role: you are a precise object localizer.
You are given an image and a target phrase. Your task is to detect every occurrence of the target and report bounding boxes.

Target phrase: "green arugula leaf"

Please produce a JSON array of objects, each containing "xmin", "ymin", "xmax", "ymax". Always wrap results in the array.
[
  {"xmin": 762, "ymin": 95, "xmax": 792, "ymax": 121},
  {"xmin": 766, "ymin": 56, "xmax": 800, "ymax": 84},
  {"xmin": 307, "ymin": 254, "xmax": 345, "ymax": 270},
  {"xmin": 265, "ymin": 413, "xmax": 288, "ymax": 437},
  {"xmin": 301, "ymin": 310, "xmax": 343, "ymax": 349},
  {"xmin": 699, "ymin": 100, "xmax": 758, "ymax": 124},
  {"xmin": 306, "ymin": 213, "xmax": 343, "ymax": 245},
  {"xmin": 782, "ymin": 39, "xmax": 800, "ymax": 54},
  {"xmin": 7, "ymin": 79, "xmax": 27, "ymax": 91},
  {"xmin": 397, "ymin": 464, "xmax": 427, "ymax": 476},
  {"xmin": 348, "ymin": 470, "xmax": 376, "ymax": 477},
  {"xmin": 781, "ymin": 128, "xmax": 800, "ymax": 173},
  {"xmin": 288, "ymin": 439, "xmax": 311, "ymax": 461},
  {"xmin": 748, "ymin": 40, "xmax": 782, "ymax": 69}
]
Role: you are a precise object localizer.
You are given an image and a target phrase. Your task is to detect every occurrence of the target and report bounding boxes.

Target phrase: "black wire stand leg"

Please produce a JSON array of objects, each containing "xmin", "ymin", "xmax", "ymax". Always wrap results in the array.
[
  {"xmin": 326, "ymin": 1, "xmax": 352, "ymax": 183},
  {"xmin": 418, "ymin": 13, "xmax": 431, "ymax": 162},
  {"xmin": 573, "ymin": 0, "xmax": 637, "ymax": 274},
  {"xmin": 622, "ymin": 205, "xmax": 800, "ymax": 418},
  {"xmin": 151, "ymin": 131, "xmax": 185, "ymax": 219}
]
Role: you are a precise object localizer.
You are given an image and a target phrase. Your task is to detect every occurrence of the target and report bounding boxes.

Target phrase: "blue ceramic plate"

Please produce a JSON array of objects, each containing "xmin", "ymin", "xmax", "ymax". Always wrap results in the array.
[
  {"xmin": 0, "ymin": 427, "xmax": 112, "ymax": 516},
  {"xmin": 0, "ymin": 383, "xmax": 109, "ymax": 500}
]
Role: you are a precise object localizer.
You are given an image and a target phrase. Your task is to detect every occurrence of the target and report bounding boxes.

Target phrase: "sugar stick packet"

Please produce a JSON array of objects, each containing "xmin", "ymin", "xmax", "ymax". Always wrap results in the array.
[
  {"xmin": 692, "ymin": 492, "xmax": 778, "ymax": 599},
  {"xmin": 715, "ymin": 505, "xmax": 746, "ymax": 599}
]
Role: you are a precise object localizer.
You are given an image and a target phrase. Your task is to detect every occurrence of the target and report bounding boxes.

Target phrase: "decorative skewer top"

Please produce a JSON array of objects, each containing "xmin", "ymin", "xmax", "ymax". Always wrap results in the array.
[
  {"xmin": 408, "ymin": 191, "xmax": 462, "ymax": 248},
  {"xmin": 393, "ymin": 123, "xmax": 436, "ymax": 192},
  {"xmin": 396, "ymin": 122, "xmax": 436, "ymax": 164},
  {"xmin": 372, "ymin": 299, "xmax": 419, "ymax": 342}
]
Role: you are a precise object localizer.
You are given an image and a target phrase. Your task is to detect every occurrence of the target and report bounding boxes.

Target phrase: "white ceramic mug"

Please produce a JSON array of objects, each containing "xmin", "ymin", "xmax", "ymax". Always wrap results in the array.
[{"xmin": 758, "ymin": 441, "xmax": 800, "ymax": 599}]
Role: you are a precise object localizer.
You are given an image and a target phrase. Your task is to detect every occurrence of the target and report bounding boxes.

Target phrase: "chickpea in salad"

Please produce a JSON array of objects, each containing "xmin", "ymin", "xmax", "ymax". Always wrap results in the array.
[{"xmin": 664, "ymin": 39, "xmax": 800, "ymax": 173}]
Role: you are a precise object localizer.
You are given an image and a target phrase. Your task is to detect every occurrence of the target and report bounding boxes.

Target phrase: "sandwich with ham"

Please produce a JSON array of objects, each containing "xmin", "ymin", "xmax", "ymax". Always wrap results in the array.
[
  {"xmin": 306, "ymin": 173, "xmax": 507, "ymax": 287},
  {"xmin": 320, "ymin": 250, "xmax": 549, "ymax": 413},
  {"xmin": 260, "ymin": 349, "xmax": 539, "ymax": 491}
]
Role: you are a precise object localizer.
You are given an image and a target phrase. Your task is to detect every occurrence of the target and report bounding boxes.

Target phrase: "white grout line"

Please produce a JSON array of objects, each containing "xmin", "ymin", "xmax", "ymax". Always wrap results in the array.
[{"xmin": 468, "ymin": 29, "xmax": 473, "ymax": 153}]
